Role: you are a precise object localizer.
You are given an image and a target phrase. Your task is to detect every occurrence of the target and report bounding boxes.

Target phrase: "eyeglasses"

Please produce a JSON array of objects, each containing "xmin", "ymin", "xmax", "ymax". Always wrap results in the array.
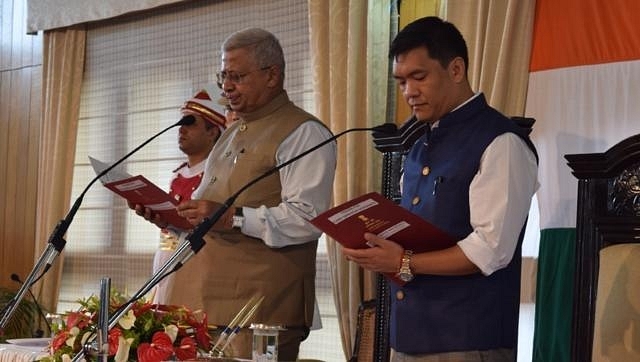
[{"xmin": 216, "ymin": 66, "xmax": 272, "ymax": 88}]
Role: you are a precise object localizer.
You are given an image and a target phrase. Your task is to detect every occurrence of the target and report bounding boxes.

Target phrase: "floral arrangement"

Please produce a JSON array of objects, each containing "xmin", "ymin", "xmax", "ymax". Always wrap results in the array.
[{"xmin": 40, "ymin": 292, "xmax": 212, "ymax": 362}]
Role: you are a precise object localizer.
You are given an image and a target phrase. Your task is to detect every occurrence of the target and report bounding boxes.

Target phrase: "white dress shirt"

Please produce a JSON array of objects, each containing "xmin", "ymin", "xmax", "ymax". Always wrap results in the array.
[
  {"xmin": 423, "ymin": 93, "xmax": 539, "ymax": 276},
  {"xmin": 458, "ymin": 132, "xmax": 539, "ymax": 275},
  {"xmin": 194, "ymin": 120, "xmax": 337, "ymax": 248}
]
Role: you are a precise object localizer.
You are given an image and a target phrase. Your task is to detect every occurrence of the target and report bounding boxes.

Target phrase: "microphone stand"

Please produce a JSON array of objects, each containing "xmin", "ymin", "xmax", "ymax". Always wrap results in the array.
[
  {"xmin": 97, "ymin": 277, "xmax": 110, "ymax": 362},
  {"xmin": 9, "ymin": 273, "xmax": 51, "ymax": 337},
  {"xmin": 70, "ymin": 123, "xmax": 395, "ymax": 361},
  {"xmin": 0, "ymin": 116, "xmax": 194, "ymax": 333}
]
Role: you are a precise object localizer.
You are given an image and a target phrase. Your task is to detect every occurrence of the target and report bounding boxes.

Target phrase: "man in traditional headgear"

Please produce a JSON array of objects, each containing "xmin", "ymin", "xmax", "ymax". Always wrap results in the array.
[{"xmin": 144, "ymin": 85, "xmax": 227, "ymax": 303}]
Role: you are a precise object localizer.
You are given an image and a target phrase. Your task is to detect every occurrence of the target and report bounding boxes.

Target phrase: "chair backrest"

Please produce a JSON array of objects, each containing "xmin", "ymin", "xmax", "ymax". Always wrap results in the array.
[
  {"xmin": 350, "ymin": 299, "xmax": 377, "ymax": 362},
  {"xmin": 565, "ymin": 133, "xmax": 640, "ymax": 361},
  {"xmin": 591, "ymin": 243, "xmax": 640, "ymax": 360}
]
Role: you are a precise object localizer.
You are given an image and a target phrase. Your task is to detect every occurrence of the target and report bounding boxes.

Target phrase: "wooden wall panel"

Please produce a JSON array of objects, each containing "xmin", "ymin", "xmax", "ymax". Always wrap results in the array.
[
  {"xmin": 0, "ymin": 72, "xmax": 9, "ymax": 282},
  {"xmin": 25, "ymin": 65, "xmax": 42, "ymax": 270},
  {"xmin": 0, "ymin": 0, "xmax": 42, "ymax": 290},
  {"xmin": 0, "ymin": 0, "xmax": 13, "ymax": 70},
  {"xmin": 11, "ymin": 0, "xmax": 24, "ymax": 68}
]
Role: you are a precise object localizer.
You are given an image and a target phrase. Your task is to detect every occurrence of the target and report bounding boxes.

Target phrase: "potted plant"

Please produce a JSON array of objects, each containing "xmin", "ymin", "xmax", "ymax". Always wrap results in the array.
[
  {"xmin": 0, "ymin": 287, "xmax": 42, "ymax": 342},
  {"xmin": 41, "ymin": 292, "xmax": 212, "ymax": 362}
]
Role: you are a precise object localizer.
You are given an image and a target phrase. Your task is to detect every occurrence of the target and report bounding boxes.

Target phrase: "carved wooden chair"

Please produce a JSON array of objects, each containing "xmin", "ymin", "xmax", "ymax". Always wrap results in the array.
[
  {"xmin": 350, "ymin": 299, "xmax": 377, "ymax": 362},
  {"xmin": 566, "ymin": 133, "xmax": 640, "ymax": 361}
]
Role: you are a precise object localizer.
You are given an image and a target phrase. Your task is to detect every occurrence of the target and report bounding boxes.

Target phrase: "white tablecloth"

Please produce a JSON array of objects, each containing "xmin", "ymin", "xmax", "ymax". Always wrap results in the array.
[{"xmin": 0, "ymin": 343, "xmax": 48, "ymax": 362}]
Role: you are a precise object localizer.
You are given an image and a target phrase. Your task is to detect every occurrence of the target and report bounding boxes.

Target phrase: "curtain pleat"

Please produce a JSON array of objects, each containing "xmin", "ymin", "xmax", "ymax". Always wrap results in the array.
[
  {"xmin": 33, "ymin": 26, "xmax": 86, "ymax": 312},
  {"xmin": 395, "ymin": 0, "xmax": 441, "ymax": 123},
  {"xmin": 308, "ymin": 0, "xmax": 392, "ymax": 358},
  {"xmin": 445, "ymin": 0, "xmax": 536, "ymax": 116}
]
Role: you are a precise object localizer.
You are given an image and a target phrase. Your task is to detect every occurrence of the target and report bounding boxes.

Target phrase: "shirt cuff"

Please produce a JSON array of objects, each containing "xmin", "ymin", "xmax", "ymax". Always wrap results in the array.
[
  {"xmin": 457, "ymin": 232, "xmax": 506, "ymax": 276},
  {"xmin": 240, "ymin": 206, "xmax": 260, "ymax": 238}
]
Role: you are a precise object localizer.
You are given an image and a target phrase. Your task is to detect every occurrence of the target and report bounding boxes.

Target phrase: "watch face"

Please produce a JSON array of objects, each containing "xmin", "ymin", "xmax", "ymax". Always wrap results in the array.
[
  {"xmin": 232, "ymin": 215, "xmax": 244, "ymax": 228},
  {"xmin": 399, "ymin": 272, "xmax": 413, "ymax": 282},
  {"xmin": 398, "ymin": 250, "xmax": 413, "ymax": 282}
]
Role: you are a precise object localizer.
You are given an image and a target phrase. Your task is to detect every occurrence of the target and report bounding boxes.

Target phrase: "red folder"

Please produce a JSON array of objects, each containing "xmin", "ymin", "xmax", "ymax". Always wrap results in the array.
[
  {"xmin": 104, "ymin": 175, "xmax": 192, "ymax": 230},
  {"xmin": 310, "ymin": 192, "xmax": 456, "ymax": 285}
]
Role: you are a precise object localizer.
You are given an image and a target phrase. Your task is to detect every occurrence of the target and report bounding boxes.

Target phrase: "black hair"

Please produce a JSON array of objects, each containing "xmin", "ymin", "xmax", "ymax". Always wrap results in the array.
[{"xmin": 389, "ymin": 16, "xmax": 469, "ymax": 70}]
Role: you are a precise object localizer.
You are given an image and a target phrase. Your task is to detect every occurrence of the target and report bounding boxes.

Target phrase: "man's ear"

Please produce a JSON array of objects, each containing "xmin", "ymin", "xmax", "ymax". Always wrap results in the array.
[
  {"xmin": 265, "ymin": 65, "xmax": 281, "ymax": 88},
  {"xmin": 208, "ymin": 126, "xmax": 221, "ymax": 142},
  {"xmin": 448, "ymin": 57, "xmax": 467, "ymax": 83}
]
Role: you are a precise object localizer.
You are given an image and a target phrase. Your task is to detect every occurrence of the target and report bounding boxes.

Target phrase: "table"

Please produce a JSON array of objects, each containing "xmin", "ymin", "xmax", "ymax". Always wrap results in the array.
[{"xmin": 0, "ymin": 343, "xmax": 48, "ymax": 362}]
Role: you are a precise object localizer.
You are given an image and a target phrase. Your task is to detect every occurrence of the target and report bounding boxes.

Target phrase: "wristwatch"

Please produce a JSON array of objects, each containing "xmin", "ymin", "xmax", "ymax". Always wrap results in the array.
[
  {"xmin": 397, "ymin": 250, "xmax": 414, "ymax": 282},
  {"xmin": 232, "ymin": 207, "xmax": 244, "ymax": 229}
]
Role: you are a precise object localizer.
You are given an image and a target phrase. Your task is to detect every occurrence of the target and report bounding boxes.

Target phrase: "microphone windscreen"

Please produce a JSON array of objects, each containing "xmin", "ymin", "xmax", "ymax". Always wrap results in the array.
[
  {"xmin": 177, "ymin": 115, "xmax": 196, "ymax": 126},
  {"xmin": 371, "ymin": 123, "xmax": 398, "ymax": 135},
  {"xmin": 372, "ymin": 117, "xmax": 427, "ymax": 153}
]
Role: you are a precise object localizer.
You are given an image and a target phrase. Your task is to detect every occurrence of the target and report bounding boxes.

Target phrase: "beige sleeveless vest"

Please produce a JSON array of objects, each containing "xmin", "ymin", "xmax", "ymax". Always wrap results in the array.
[{"xmin": 168, "ymin": 92, "xmax": 320, "ymax": 328}]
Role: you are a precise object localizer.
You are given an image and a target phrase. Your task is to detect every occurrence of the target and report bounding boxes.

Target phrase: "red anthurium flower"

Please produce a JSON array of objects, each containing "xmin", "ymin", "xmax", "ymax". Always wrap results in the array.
[
  {"xmin": 153, "ymin": 303, "xmax": 178, "ymax": 313},
  {"xmin": 51, "ymin": 331, "xmax": 69, "ymax": 351},
  {"xmin": 108, "ymin": 328, "xmax": 123, "ymax": 356},
  {"xmin": 194, "ymin": 314, "xmax": 211, "ymax": 349},
  {"xmin": 174, "ymin": 336, "xmax": 197, "ymax": 360},
  {"xmin": 66, "ymin": 311, "xmax": 91, "ymax": 329},
  {"xmin": 137, "ymin": 331, "xmax": 174, "ymax": 362},
  {"xmin": 48, "ymin": 293, "xmax": 215, "ymax": 362},
  {"xmin": 135, "ymin": 302, "xmax": 154, "ymax": 316}
]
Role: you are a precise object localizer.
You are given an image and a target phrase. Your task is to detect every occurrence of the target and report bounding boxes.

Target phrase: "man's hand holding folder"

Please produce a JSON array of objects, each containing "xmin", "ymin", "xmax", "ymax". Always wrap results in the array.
[{"xmin": 310, "ymin": 192, "xmax": 455, "ymax": 285}]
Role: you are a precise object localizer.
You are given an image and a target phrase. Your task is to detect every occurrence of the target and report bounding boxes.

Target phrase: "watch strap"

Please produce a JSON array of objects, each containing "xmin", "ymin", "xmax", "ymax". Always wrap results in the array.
[
  {"xmin": 232, "ymin": 207, "xmax": 244, "ymax": 229},
  {"xmin": 398, "ymin": 249, "xmax": 414, "ymax": 282}
]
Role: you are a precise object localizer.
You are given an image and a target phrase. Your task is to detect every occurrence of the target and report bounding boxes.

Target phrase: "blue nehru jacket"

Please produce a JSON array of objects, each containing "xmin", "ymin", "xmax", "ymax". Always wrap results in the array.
[{"xmin": 391, "ymin": 94, "xmax": 536, "ymax": 354}]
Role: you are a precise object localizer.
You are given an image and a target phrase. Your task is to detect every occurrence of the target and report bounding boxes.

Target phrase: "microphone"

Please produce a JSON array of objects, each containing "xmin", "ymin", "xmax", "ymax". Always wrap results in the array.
[
  {"xmin": 186, "ymin": 122, "xmax": 398, "ymax": 244},
  {"xmin": 370, "ymin": 122, "xmax": 398, "ymax": 135},
  {"xmin": 372, "ymin": 116, "xmax": 427, "ymax": 153},
  {"xmin": 11, "ymin": 273, "xmax": 51, "ymax": 337},
  {"xmin": 1, "ymin": 116, "xmax": 192, "ymax": 332},
  {"xmin": 176, "ymin": 115, "xmax": 196, "ymax": 126}
]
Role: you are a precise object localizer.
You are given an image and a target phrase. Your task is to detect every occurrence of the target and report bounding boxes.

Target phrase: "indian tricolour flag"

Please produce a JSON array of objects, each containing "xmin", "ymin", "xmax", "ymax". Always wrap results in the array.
[{"xmin": 525, "ymin": 0, "xmax": 640, "ymax": 360}]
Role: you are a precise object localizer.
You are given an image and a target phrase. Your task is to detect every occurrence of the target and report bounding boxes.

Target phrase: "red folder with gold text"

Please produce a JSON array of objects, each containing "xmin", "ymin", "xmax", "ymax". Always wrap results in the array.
[
  {"xmin": 89, "ymin": 156, "xmax": 191, "ymax": 230},
  {"xmin": 310, "ymin": 192, "xmax": 456, "ymax": 284},
  {"xmin": 103, "ymin": 175, "xmax": 192, "ymax": 230}
]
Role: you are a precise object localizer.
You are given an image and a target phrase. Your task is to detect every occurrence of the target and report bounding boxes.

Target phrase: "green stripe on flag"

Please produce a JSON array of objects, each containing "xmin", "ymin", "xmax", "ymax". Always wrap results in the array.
[{"xmin": 533, "ymin": 228, "xmax": 575, "ymax": 362}]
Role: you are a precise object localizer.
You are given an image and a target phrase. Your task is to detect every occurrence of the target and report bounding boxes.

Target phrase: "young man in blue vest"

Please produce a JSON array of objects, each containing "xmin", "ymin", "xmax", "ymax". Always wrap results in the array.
[{"xmin": 342, "ymin": 16, "xmax": 538, "ymax": 361}]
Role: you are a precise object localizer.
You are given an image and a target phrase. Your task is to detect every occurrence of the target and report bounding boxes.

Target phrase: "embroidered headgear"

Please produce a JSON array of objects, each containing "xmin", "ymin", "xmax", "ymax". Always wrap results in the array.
[{"xmin": 180, "ymin": 85, "xmax": 226, "ymax": 131}]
